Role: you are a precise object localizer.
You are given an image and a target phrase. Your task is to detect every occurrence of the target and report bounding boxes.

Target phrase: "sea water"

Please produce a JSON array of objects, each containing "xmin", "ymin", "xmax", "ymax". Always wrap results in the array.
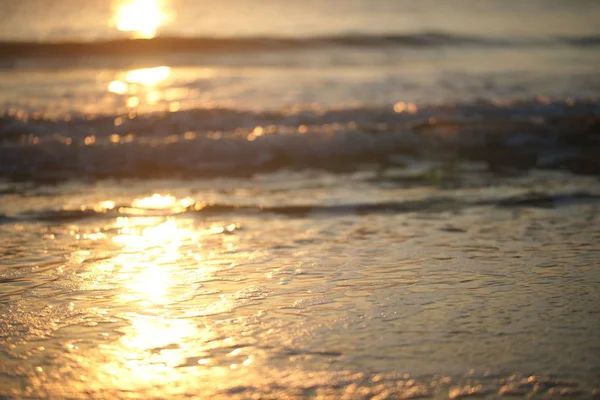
[{"xmin": 1, "ymin": 0, "xmax": 600, "ymax": 398}]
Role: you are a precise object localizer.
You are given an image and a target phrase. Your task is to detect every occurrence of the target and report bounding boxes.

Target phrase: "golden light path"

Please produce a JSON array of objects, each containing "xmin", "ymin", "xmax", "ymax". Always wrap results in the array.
[
  {"xmin": 104, "ymin": 213, "xmax": 203, "ymax": 385},
  {"xmin": 108, "ymin": 66, "xmax": 172, "ymax": 108},
  {"xmin": 76, "ymin": 194, "xmax": 255, "ymax": 394},
  {"xmin": 108, "ymin": 66, "xmax": 171, "ymax": 94},
  {"xmin": 113, "ymin": 0, "xmax": 171, "ymax": 39}
]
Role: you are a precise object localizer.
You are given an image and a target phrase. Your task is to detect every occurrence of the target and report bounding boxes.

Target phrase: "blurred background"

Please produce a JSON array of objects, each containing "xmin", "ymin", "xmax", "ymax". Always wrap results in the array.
[{"xmin": 1, "ymin": 0, "xmax": 599, "ymax": 116}]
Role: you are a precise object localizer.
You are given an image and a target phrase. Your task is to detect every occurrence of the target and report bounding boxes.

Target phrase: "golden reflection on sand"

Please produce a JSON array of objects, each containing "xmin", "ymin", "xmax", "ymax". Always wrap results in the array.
[
  {"xmin": 90, "ymin": 206, "xmax": 213, "ymax": 389},
  {"xmin": 111, "ymin": 217, "xmax": 200, "ymax": 304},
  {"xmin": 114, "ymin": 313, "xmax": 200, "ymax": 374},
  {"xmin": 113, "ymin": 0, "xmax": 172, "ymax": 39},
  {"xmin": 52, "ymin": 195, "xmax": 262, "ymax": 395}
]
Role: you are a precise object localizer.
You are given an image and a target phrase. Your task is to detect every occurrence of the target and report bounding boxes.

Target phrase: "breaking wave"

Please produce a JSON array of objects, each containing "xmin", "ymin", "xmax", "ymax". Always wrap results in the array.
[{"xmin": 1, "ymin": 98, "xmax": 599, "ymax": 182}]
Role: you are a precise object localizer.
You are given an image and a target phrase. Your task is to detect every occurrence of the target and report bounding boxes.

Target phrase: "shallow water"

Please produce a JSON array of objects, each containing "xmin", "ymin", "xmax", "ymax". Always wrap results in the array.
[{"xmin": 1, "ymin": 172, "xmax": 600, "ymax": 399}]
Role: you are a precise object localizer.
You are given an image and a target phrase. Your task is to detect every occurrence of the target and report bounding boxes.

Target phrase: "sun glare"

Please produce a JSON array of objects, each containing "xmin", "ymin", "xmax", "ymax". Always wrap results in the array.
[
  {"xmin": 126, "ymin": 67, "xmax": 171, "ymax": 86},
  {"xmin": 107, "ymin": 67, "xmax": 172, "ymax": 106},
  {"xmin": 132, "ymin": 193, "xmax": 179, "ymax": 209},
  {"xmin": 113, "ymin": 0, "xmax": 170, "ymax": 39}
]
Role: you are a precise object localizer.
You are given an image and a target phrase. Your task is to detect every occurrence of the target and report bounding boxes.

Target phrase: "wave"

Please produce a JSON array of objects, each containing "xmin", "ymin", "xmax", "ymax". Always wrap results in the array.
[
  {"xmin": 1, "ymin": 32, "xmax": 599, "ymax": 59},
  {"xmin": 5, "ymin": 191, "xmax": 600, "ymax": 224},
  {"xmin": 1, "ymin": 98, "xmax": 599, "ymax": 182}
]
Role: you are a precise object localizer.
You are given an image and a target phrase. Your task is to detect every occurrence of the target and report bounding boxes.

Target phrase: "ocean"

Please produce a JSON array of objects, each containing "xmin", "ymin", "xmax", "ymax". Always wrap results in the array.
[{"xmin": 1, "ymin": 0, "xmax": 600, "ymax": 398}]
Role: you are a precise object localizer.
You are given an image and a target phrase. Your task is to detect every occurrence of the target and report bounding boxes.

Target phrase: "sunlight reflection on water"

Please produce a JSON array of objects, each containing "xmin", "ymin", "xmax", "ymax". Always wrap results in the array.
[
  {"xmin": 64, "ymin": 197, "xmax": 255, "ymax": 395},
  {"xmin": 108, "ymin": 67, "xmax": 173, "ymax": 109},
  {"xmin": 111, "ymin": 217, "xmax": 203, "ymax": 305},
  {"xmin": 0, "ymin": 184, "xmax": 599, "ymax": 398}
]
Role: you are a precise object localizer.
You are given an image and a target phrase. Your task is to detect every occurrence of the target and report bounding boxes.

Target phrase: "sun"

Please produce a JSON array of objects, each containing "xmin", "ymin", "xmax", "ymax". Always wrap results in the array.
[{"xmin": 113, "ymin": 0, "xmax": 169, "ymax": 39}]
